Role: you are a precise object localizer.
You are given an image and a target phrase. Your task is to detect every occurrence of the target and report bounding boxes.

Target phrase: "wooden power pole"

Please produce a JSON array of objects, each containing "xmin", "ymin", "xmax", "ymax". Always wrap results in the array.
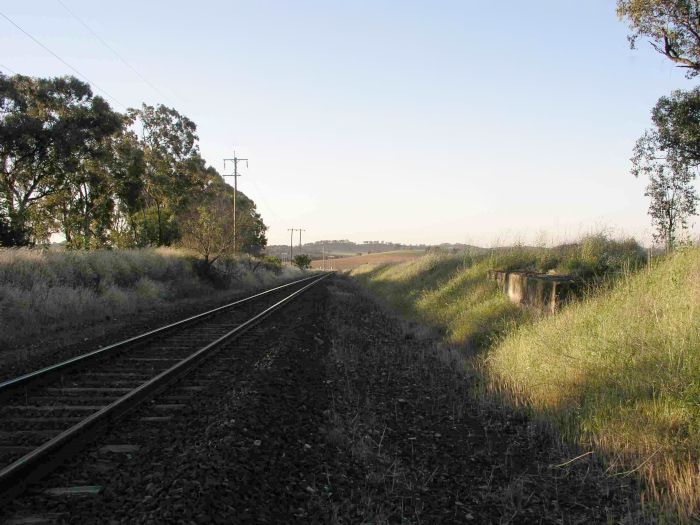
[
  {"xmin": 288, "ymin": 228, "xmax": 296, "ymax": 262},
  {"xmin": 223, "ymin": 152, "xmax": 248, "ymax": 253}
]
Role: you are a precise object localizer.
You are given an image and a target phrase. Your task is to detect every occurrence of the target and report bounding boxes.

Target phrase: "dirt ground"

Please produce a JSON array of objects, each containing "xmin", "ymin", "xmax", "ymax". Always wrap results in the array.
[{"xmin": 311, "ymin": 251, "xmax": 424, "ymax": 271}]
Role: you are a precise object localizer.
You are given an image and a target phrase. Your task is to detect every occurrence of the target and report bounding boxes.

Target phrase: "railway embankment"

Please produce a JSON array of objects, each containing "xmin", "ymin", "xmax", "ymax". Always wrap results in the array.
[{"xmin": 351, "ymin": 243, "xmax": 700, "ymax": 521}]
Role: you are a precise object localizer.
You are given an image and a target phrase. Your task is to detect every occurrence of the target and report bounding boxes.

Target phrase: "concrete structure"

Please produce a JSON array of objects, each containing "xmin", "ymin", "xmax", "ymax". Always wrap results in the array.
[{"xmin": 488, "ymin": 270, "xmax": 581, "ymax": 314}]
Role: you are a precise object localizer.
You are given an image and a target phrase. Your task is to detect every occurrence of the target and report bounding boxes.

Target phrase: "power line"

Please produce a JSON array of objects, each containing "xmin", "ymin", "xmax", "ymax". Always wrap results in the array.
[
  {"xmin": 56, "ymin": 0, "xmax": 177, "ymax": 106},
  {"xmin": 0, "ymin": 63, "xmax": 17, "ymax": 75},
  {"xmin": 247, "ymin": 177, "xmax": 285, "ymax": 224},
  {"xmin": 0, "ymin": 10, "xmax": 127, "ymax": 109}
]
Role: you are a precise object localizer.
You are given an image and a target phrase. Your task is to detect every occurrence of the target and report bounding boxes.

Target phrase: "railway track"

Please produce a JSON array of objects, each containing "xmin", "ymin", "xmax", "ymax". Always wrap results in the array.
[{"xmin": 0, "ymin": 272, "xmax": 330, "ymax": 505}]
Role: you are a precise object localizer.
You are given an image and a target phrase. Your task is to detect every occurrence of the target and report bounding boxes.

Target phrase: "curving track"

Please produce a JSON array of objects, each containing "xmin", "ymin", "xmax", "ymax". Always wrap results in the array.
[{"xmin": 0, "ymin": 272, "xmax": 330, "ymax": 504}]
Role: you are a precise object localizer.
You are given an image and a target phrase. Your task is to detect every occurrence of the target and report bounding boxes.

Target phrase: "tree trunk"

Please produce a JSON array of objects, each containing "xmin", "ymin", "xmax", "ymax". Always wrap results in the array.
[{"xmin": 155, "ymin": 199, "xmax": 163, "ymax": 246}]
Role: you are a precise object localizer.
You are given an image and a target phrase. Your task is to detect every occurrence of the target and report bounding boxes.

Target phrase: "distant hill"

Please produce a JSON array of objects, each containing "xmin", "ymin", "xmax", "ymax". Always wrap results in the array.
[{"xmin": 264, "ymin": 240, "xmax": 484, "ymax": 260}]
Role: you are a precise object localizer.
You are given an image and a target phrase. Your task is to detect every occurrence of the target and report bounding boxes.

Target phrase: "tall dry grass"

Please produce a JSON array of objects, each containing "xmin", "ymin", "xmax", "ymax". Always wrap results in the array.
[
  {"xmin": 485, "ymin": 248, "xmax": 700, "ymax": 519},
  {"xmin": 0, "ymin": 247, "xmax": 301, "ymax": 350}
]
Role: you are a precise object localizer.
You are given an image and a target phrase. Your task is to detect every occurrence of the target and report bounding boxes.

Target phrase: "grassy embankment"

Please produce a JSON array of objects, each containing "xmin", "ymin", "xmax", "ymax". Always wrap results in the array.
[
  {"xmin": 351, "ymin": 237, "xmax": 699, "ymax": 519},
  {"xmin": 0, "ymin": 248, "xmax": 301, "ymax": 350}
]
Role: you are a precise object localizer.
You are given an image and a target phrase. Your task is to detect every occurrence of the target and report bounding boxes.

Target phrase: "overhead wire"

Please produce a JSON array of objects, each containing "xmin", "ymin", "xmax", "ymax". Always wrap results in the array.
[
  {"xmin": 0, "ymin": 63, "xmax": 17, "ymax": 74},
  {"xmin": 0, "ymin": 10, "xmax": 127, "ymax": 109},
  {"xmin": 56, "ymin": 0, "xmax": 177, "ymax": 106},
  {"xmin": 246, "ymin": 176, "xmax": 286, "ymax": 225}
]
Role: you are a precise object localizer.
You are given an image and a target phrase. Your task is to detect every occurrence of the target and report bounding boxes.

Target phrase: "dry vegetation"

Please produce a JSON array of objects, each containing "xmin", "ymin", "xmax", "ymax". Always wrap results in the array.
[
  {"xmin": 0, "ymin": 247, "xmax": 301, "ymax": 351},
  {"xmin": 310, "ymin": 250, "xmax": 425, "ymax": 271},
  {"xmin": 486, "ymin": 248, "xmax": 700, "ymax": 519},
  {"xmin": 352, "ymin": 236, "xmax": 699, "ymax": 521}
]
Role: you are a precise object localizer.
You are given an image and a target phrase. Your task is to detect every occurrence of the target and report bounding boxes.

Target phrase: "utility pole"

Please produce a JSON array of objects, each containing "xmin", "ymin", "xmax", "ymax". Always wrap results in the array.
[
  {"xmin": 223, "ymin": 152, "xmax": 248, "ymax": 253},
  {"xmin": 288, "ymin": 228, "xmax": 296, "ymax": 262},
  {"xmin": 298, "ymin": 229, "xmax": 306, "ymax": 253}
]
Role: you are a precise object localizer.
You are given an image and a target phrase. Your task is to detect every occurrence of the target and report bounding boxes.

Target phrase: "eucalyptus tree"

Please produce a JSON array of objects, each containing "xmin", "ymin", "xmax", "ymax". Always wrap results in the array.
[
  {"xmin": 180, "ymin": 166, "xmax": 268, "ymax": 263},
  {"xmin": 54, "ymin": 129, "xmax": 148, "ymax": 248},
  {"xmin": 632, "ymin": 89, "xmax": 700, "ymax": 249},
  {"xmin": 618, "ymin": 3, "xmax": 700, "ymax": 247},
  {"xmin": 201, "ymin": 167, "xmax": 267, "ymax": 254},
  {"xmin": 0, "ymin": 74, "xmax": 122, "ymax": 245},
  {"xmin": 618, "ymin": 0, "xmax": 700, "ymax": 77},
  {"xmin": 127, "ymin": 104, "xmax": 207, "ymax": 245}
]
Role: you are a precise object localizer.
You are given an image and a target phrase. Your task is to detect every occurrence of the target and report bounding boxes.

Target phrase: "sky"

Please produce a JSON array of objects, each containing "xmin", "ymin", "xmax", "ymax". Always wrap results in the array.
[{"xmin": 1, "ymin": 0, "xmax": 696, "ymax": 246}]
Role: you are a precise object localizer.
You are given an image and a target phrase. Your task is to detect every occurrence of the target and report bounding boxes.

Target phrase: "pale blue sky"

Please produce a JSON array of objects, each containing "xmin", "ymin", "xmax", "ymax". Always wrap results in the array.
[{"xmin": 1, "ymin": 1, "xmax": 695, "ymax": 245}]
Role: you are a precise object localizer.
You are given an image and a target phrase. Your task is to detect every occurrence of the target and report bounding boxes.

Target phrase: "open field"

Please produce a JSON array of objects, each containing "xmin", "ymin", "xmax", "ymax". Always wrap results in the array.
[
  {"xmin": 310, "ymin": 249, "xmax": 425, "ymax": 271},
  {"xmin": 351, "ymin": 239, "xmax": 699, "ymax": 520}
]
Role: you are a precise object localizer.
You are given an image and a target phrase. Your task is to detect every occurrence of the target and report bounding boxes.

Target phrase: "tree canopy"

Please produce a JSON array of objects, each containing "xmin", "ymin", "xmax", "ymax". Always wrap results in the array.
[
  {"xmin": 0, "ymin": 74, "xmax": 122, "ymax": 244},
  {"xmin": 617, "ymin": 0, "xmax": 700, "ymax": 76},
  {"xmin": 650, "ymin": 87, "xmax": 700, "ymax": 162}
]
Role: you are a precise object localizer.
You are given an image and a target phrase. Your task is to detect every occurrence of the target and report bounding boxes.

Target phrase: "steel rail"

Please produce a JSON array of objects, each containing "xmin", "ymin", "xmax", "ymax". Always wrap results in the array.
[
  {"xmin": 0, "ymin": 272, "xmax": 331, "ymax": 504},
  {"xmin": 0, "ymin": 273, "xmax": 321, "ymax": 396}
]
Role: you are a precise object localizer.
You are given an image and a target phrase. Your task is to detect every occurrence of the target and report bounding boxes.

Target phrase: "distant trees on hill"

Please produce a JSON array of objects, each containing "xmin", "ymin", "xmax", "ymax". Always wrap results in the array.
[{"xmin": 0, "ymin": 73, "xmax": 266, "ymax": 252}]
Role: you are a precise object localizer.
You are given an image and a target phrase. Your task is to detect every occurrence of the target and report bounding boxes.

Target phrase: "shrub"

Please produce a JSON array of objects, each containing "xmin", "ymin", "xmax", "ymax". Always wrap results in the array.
[
  {"xmin": 260, "ymin": 255, "xmax": 283, "ymax": 273},
  {"xmin": 292, "ymin": 254, "xmax": 312, "ymax": 270}
]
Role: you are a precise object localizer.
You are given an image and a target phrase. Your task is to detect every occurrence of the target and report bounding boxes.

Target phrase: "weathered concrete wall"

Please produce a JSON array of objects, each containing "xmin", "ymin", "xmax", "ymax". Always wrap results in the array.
[{"xmin": 487, "ymin": 270, "xmax": 581, "ymax": 314}]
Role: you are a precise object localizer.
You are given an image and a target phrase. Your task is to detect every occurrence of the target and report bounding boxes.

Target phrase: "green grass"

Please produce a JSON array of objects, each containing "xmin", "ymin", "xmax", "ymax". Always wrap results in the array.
[
  {"xmin": 350, "ymin": 237, "xmax": 698, "ymax": 520},
  {"xmin": 352, "ymin": 252, "xmax": 526, "ymax": 349},
  {"xmin": 351, "ymin": 236, "xmax": 644, "ymax": 349}
]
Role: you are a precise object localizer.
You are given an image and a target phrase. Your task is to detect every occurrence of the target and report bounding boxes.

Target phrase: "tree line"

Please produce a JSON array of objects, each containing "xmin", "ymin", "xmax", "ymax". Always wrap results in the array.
[
  {"xmin": 618, "ymin": 0, "xmax": 700, "ymax": 249},
  {"xmin": 0, "ymin": 73, "xmax": 266, "ymax": 254}
]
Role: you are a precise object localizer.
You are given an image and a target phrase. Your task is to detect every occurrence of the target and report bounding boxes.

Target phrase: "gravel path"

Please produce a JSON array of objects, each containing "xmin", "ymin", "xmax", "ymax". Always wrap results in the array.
[{"xmin": 2, "ymin": 276, "xmax": 647, "ymax": 524}]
